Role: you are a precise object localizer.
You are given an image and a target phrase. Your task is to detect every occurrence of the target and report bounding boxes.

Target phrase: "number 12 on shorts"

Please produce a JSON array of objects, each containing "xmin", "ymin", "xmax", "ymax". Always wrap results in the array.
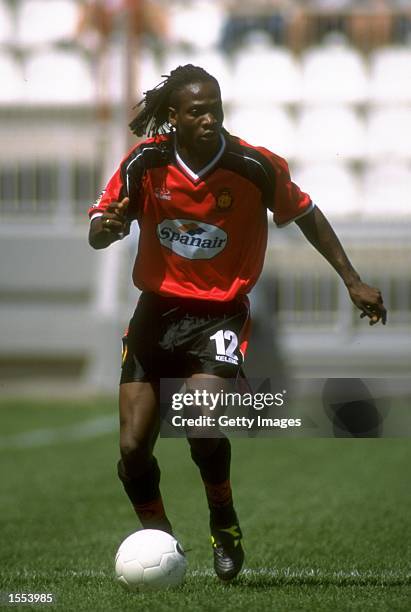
[{"xmin": 209, "ymin": 330, "xmax": 239, "ymax": 365}]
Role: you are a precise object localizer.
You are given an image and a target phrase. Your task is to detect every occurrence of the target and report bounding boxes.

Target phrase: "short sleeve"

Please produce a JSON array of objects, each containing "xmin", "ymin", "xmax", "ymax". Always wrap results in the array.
[
  {"xmin": 88, "ymin": 140, "xmax": 148, "ymax": 221},
  {"xmin": 259, "ymin": 148, "xmax": 314, "ymax": 227}
]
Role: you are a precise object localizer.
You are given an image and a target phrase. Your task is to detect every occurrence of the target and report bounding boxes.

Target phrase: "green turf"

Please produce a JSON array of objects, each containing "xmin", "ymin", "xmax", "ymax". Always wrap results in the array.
[{"xmin": 0, "ymin": 399, "xmax": 410, "ymax": 611}]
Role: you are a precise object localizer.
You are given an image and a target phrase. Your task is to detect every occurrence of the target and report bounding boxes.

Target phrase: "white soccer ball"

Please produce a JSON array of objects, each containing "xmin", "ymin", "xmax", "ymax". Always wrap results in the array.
[{"xmin": 115, "ymin": 529, "xmax": 187, "ymax": 591}]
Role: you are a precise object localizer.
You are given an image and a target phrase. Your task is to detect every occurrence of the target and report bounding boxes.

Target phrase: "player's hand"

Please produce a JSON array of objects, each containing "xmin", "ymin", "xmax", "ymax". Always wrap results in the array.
[
  {"xmin": 347, "ymin": 281, "xmax": 387, "ymax": 326},
  {"xmin": 101, "ymin": 197, "xmax": 129, "ymax": 234}
]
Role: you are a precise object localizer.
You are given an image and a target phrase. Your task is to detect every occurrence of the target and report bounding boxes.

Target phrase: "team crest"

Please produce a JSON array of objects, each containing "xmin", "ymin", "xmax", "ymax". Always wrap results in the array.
[{"xmin": 216, "ymin": 188, "xmax": 233, "ymax": 210}]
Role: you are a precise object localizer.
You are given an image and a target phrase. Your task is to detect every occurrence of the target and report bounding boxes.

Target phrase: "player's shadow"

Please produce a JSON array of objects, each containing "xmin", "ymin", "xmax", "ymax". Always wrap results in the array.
[{"xmin": 322, "ymin": 378, "xmax": 388, "ymax": 437}]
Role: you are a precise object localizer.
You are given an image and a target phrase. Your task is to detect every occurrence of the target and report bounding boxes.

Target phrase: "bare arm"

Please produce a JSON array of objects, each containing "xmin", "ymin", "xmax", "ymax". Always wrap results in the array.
[
  {"xmin": 295, "ymin": 206, "xmax": 387, "ymax": 325},
  {"xmin": 88, "ymin": 197, "xmax": 130, "ymax": 250}
]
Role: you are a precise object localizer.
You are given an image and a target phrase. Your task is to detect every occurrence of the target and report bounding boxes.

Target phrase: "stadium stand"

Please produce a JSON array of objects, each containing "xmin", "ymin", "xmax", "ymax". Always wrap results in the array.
[
  {"xmin": 301, "ymin": 38, "xmax": 369, "ymax": 105},
  {"xmin": 220, "ymin": 0, "xmax": 290, "ymax": 51},
  {"xmin": 24, "ymin": 48, "xmax": 94, "ymax": 105},
  {"xmin": 232, "ymin": 34, "xmax": 301, "ymax": 105},
  {"xmin": 0, "ymin": 232, "xmax": 99, "ymax": 374},
  {"xmin": 0, "ymin": 51, "xmax": 24, "ymax": 104},
  {"xmin": 295, "ymin": 106, "xmax": 366, "ymax": 162},
  {"xmin": 16, "ymin": 0, "xmax": 79, "ymax": 48},
  {"xmin": 362, "ymin": 162, "xmax": 411, "ymax": 218},
  {"xmin": 369, "ymin": 45, "xmax": 411, "ymax": 104},
  {"xmin": 0, "ymin": 0, "xmax": 13, "ymax": 45},
  {"xmin": 366, "ymin": 107, "xmax": 411, "ymax": 162},
  {"xmin": 137, "ymin": 48, "xmax": 162, "ymax": 96},
  {"xmin": 167, "ymin": 0, "xmax": 225, "ymax": 49},
  {"xmin": 292, "ymin": 162, "xmax": 361, "ymax": 219},
  {"xmin": 226, "ymin": 106, "xmax": 297, "ymax": 159}
]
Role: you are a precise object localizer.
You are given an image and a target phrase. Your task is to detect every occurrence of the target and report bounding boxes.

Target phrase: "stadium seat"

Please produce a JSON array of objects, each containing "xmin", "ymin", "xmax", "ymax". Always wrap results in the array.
[
  {"xmin": 295, "ymin": 107, "xmax": 366, "ymax": 162},
  {"xmin": 0, "ymin": 52, "xmax": 24, "ymax": 104},
  {"xmin": 301, "ymin": 42, "xmax": 368, "ymax": 105},
  {"xmin": 167, "ymin": 0, "xmax": 224, "ymax": 50},
  {"xmin": 293, "ymin": 163, "xmax": 361, "ymax": 218},
  {"xmin": 24, "ymin": 49, "xmax": 94, "ymax": 105},
  {"xmin": 232, "ymin": 37, "xmax": 301, "ymax": 105},
  {"xmin": 366, "ymin": 107, "xmax": 411, "ymax": 162},
  {"xmin": 225, "ymin": 106, "xmax": 297, "ymax": 160},
  {"xmin": 369, "ymin": 46, "xmax": 411, "ymax": 105},
  {"xmin": 362, "ymin": 162, "xmax": 411, "ymax": 218},
  {"xmin": 0, "ymin": 0, "xmax": 14, "ymax": 45},
  {"xmin": 16, "ymin": 0, "xmax": 79, "ymax": 48},
  {"xmin": 98, "ymin": 42, "xmax": 123, "ymax": 105}
]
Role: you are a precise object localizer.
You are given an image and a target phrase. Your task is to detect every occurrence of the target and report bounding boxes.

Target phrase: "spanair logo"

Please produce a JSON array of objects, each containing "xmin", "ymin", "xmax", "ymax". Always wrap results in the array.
[{"xmin": 157, "ymin": 219, "xmax": 227, "ymax": 260}]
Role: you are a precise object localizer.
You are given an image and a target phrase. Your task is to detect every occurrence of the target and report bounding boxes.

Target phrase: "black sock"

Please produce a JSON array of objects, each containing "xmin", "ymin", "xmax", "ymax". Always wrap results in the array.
[
  {"xmin": 189, "ymin": 437, "xmax": 231, "ymax": 483},
  {"xmin": 190, "ymin": 438, "xmax": 238, "ymax": 528},
  {"xmin": 117, "ymin": 456, "xmax": 172, "ymax": 533}
]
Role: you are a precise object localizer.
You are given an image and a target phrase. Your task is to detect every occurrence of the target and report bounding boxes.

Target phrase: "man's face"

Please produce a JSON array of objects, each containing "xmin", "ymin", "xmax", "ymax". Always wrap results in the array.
[{"xmin": 168, "ymin": 80, "xmax": 224, "ymax": 156}]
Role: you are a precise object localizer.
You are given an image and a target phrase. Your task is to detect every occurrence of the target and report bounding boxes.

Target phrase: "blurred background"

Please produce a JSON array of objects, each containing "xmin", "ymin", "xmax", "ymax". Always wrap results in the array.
[{"xmin": 0, "ymin": 0, "xmax": 410, "ymax": 394}]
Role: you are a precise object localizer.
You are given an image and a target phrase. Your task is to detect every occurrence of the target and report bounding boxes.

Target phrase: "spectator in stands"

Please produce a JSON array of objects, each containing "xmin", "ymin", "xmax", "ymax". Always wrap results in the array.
[
  {"xmin": 301, "ymin": 0, "xmax": 392, "ymax": 51},
  {"xmin": 349, "ymin": 0, "xmax": 392, "ymax": 52},
  {"xmin": 220, "ymin": 0, "xmax": 296, "ymax": 52},
  {"xmin": 77, "ymin": 0, "xmax": 168, "ymax": 51},
  {"xmin": 391, "ymin": 0, "xmax": 411, "ymax": 44},
  {"xmin": 299, "ymin": 0, "xmax": 354, "ymax": 46}
]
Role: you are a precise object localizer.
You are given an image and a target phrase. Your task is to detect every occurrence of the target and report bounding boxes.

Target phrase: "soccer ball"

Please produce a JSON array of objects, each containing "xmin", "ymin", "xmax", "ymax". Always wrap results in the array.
[{"xmin": 115, "ymin": 529, "xmax": 187, "ymax": 591}]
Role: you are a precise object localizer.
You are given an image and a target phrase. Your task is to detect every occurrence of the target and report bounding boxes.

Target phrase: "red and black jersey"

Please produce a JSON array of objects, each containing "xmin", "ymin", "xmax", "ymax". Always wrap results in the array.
[{"xmin": 88, "ymin": 132, "xmax": 313, "ymax": 301}]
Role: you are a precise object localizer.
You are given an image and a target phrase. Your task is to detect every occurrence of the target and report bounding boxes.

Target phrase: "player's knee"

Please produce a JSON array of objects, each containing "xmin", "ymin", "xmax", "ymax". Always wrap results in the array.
[
  {"xmin": 119, "ymin": 437, "xmax": 152, "ymax": 475},
  {"xmin": 187, "ymin": 436, "xmax": 221, "ymax": 460}
]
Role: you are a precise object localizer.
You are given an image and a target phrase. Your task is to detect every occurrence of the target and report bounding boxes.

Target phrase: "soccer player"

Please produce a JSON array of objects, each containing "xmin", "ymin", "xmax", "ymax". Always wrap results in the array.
[{"xmin": 88, "ymin": 64, "xmax": 386, "ymax": 581}]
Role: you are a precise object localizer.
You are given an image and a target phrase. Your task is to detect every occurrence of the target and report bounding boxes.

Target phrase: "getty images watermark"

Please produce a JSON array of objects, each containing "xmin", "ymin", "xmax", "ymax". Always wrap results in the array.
[
  {"xmin": 159, "ymin": 379, "xmax": 303, "ymax": 437},
  {"xmin": 159, "ymin": 377, "xmax": 411, "ymax": 438},
  {"xmin": 170, "ymin": 388, "xmax": 301, "ymax": 431}
]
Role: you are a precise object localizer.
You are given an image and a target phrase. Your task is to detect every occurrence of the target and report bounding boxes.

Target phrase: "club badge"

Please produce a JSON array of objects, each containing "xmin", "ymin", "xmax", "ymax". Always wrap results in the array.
[{"xmin": 216, "ymin": 188, "xmax": 233, "ymax": 210}]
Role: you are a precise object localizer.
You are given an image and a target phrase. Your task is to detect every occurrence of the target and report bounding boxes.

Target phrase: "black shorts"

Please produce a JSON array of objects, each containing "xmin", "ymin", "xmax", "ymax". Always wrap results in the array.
[{"xmin": 120, "ymin": 292, "xmax": 250, "ymax": 383}]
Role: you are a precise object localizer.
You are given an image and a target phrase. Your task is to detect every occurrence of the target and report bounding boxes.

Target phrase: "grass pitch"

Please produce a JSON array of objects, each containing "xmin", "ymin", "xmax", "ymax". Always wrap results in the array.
[{"xmin": 0, "ymin": 398, "xmax": 410, "ymax": 611}]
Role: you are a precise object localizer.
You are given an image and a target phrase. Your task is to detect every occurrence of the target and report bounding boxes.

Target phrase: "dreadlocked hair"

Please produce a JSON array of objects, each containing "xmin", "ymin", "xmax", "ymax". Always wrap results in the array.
[{"xmin": 129, "ymin": 64, "xmax": 219, "ymax": 137}]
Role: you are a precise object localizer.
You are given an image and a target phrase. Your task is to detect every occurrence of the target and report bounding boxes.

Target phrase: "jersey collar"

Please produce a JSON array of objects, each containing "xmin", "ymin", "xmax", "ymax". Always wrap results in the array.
[{"xmin": 174, "ymin": 134, "xmax": 226, "ymax": 182}]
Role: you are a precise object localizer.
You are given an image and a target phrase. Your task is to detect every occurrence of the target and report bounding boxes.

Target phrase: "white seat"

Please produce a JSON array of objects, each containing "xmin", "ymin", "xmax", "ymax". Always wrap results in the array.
[
  {"xmin": 366, "ymin": 107, "xmax": 411, "ymax": 162},
  {"xmin": 301, "ymin": 43, "xmax": 368, "ymax": 105},
  {"xmin": 369, "ymin": 46, "xmax": 411, "ymax": 105},
  {"xmin": 0, "ymin": 0, "xmax": 14, "ymax": 45},
  {"xmin": 17, "ymin": 0, "xmax": 78, "ymax": 48},
  {"xmin": 362, "ymin": 163, "xmax": 411, "ymax": 218},
  {"xmin": 24, "ymin": 49, "xmax": 94, "ymax": 105},
  {"xmin": 293, "ymin": 163, "xmax": 361, "ymax": 219},
  {"xmin": 0, "ymin": 52, "xmax": 24, "ymax": 104},
  {"xmin": 225, "ymin": 106, "xmax": 297, "ymax": 160},
  {"xmin": 295, "ymin": 107, "xmax": 366, "ymax": 162},
  {"xmin": 168, "ymin": 0, "xmax": 224, "ymax": 50},
  {"xmin": 232, "ymin": 40, "xmax": 301, "ymax": 106}
]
